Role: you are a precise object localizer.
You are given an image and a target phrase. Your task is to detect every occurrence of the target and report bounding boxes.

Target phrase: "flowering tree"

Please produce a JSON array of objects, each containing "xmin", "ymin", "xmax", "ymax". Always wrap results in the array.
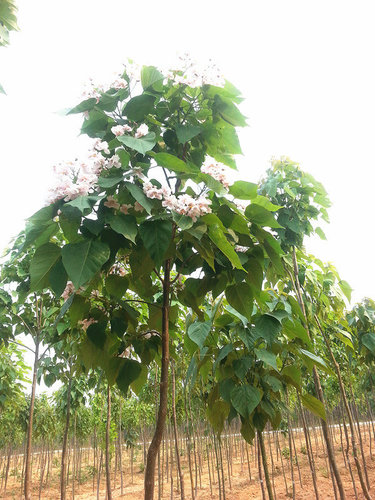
[{"xmin": 8, "ymin": 57, "xmax": 328, "ymax": 499}]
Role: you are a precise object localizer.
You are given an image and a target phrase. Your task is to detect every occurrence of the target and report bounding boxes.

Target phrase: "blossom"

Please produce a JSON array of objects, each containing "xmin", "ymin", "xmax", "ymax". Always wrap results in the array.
[
  {"xmin": 94, "ymin": 139, "xmax": 110, "ymax": 155},
  {"xmin": 61, "ymin": 281, "xmax": 74, "ymax": 300},
  {"xmin": 111, "ymin": 124, "xmax": 132, "ymax": 136},
  {"xmin": 168, "ymin": 54, "xmax": 225, "ymax": 88},
  {"xmin": 120, "ymin": 203, "xmax": 132, "ymax": 214},
  {"xmin": 134, "ymin": 201, "xmax": 145, "ymax": 212},
  {"xmin": 110, "ymin": 77, "xmax": 128, "ymax": 89},
  {"xmin": 79, "ymin": 318, "xmax": 97, "ymax": 331},
  {"xmin": 135, "ymin": 124, "xmax": 149, "ymax": 138},
  {"xmin": 201, "ymin": 155, "xmax": 232, "ymax": 189},
  {"xmin": 235, "ymin": 245, "xmax": 249, "ymax": 253},
  {"xmin": 104, "ymin": 196, "xmax": 120, "ymax": 210},
  {"xmin": 107, "ymin": 154, "xmax": 121, "ymax": 168}
]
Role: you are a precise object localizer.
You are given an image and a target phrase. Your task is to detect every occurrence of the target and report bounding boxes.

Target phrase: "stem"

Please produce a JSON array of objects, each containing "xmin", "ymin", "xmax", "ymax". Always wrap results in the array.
[
  {"xmin": 60, "ymin": 373, "xmax": 72, "ymax": 500},
  {"xmin": 144, "ymin": 259, "xmax": 171, "ymax": 500},
  {"xmin": 24, "ymin": 334, "xmax": 39, "ymax": 500},
  {"xmin": 105, "ymin": 384, "xmax": 112, "ymax": 500}
]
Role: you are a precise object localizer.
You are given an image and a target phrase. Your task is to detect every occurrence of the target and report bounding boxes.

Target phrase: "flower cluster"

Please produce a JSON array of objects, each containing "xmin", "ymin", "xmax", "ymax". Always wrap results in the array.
[
  {"xmin": 167, "ymin": 53, "xmax": 225, "ymax": 88},
  {"xmin": 47, "ymin": 141, "xmax": 121, "ymax": 204},
  {"xmin": 143, "ymin": 182, "xmax": 212, "ymax": 222},
  {"xmin": 79, "ymin": 318, "xmax": 97, "ymax": 331},
  {"xmin": 111, "ymin": 124, "xmax": 132, "ymax": 136},
  {"xmin": 61, "ymin": 281, "xmax": 74, "ymax": 300},
  {"xmin": 103, "ymin": 195, "xmax": 144, "ymax": 214},
  {"xmin": 201, "ymin": 156, "xmax": 232, "ymax": 189}
]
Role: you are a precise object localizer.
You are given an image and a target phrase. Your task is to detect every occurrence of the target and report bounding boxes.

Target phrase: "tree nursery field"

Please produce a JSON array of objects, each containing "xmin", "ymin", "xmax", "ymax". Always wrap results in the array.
[{"xmin": 1, "ymin": 10, "xmax": 375, "ymax": 498}]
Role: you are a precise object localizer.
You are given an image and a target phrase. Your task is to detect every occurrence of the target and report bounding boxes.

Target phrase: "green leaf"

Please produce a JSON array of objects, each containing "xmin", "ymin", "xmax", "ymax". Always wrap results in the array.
[
  {"xmin": 188, "ymin": 321, "xmax": 212, "ymax": 349},
  {"xmin": 0, "ymin": 82, "xmax": 6, "ymax": 95},
  {"xmin": 87, "ymin": 321, "xmax": 107, "ymax": 350},
  {"xmin": 172, "ymin": 212, "xmax": 194, "ymax": 230},
  {"xmin": 69, "ymin": 295, "xmax": 90, "ymax": 326},
  {"xmin": 281, "ymin": 365, "xmax": 301, "ymax": 388},
  {"xmin": 30, "ymin": 243, "xmax": 61, "ymax": 291},
  {"xmin": 253, "ymin": 314, "xmax": 282, "ymax": 343},
  {"xmin": 67, "ymin": 98, "xmax": 96, "ymax": 115},
  {"xmin": 118, "ymin": 132, "xmax": 156, "ymax": 155},
  {"xmin": 123, "ymin": 94, "xmax": 155, "ymax": 121},
  {"xmin": 338, "ymin": 280, "xmax": 352, "ymax": 303},
  {"xmin": 62, "ymin": 239, "xmax": 110, "ymax": 288},
  {"xmin": 245, "ymin": 204, "xmax": 283, "ymax": 228},
  {"xmin": 361, "ymin": 332, "xmax": 375, "ymax": 355},
  {"xmin": 315, "ymin": 227, "xmax": 327, "ymax": 240},
  {"xmin": 230, "ymin": 385, "xmax": 262, "ymax": 419},
  {"xmin": 65, "ymin": 195, "xmax": 98, "ymax": 214},
  {"xmin": 213, "ymin": 343, "xmax": 233, "ymax": 373},
  {"xmin": 139, "ymin": 220, "xmax": 172, "ymax": 266},
  {"xmin": 282, "ymin": 319, "xmax": 310, "ymax": 344},
  {"xmin": 49, "ymin": 259, "xmax": 68, "ymax": 297},
  {"xmin": 229, "ymin": 181, "xmax": 258, "ymax": 200},
  {"xmin": 97, "ymin": 172, "xmax": 124, "ymax": 188},
  {"xmin": 225, "ymin": 283, "xmax": 253, "ymax": 319},
  {"xmin": 105, "ymin": 213, "xmax": 137, "ymax": 243},
  {"xmin": 214, "ymin": 95, "xmax": 247, "ymax": 127},
  {"xmin": 81, "ymin": 109, "xmax": 109, "ymax": 138},
  {"xmin": 301, "ymin": 393, "xmax": 326, "ymax": 420},
  {"xmin": 152, "ymin": 152, "xmax": 196, "ymax": 173},
  {"xmin": 207, "ymin": 224, "xmax": 244, "ymax": 270},
  {"xmin": 299, "ymin": 348, "xmax": 331, "ymax": 374},
  {"xmin": 116, "ymin": 359, "xmax": 142, "ymax": 395},
  {"xmin": 207, "ymin": 400, "xmax": 230, "ymax": 435},
  {"xmin": 141, "ymin": 66, "xmax": 164, "ymax": 91},
  {"xmin": 124, "ymin": 181, "xmax": 153, "ymax": 214},
  {"xmin": 254, "ymin": 348, "xmax": 279, "ymax": 371},
  {"xmin": 105, "ymin": 274, "xmax": 129, "ymax": 299},
  {"xmin": 175, "ymin": 124, "xmax": 202, "ymax": 144}
]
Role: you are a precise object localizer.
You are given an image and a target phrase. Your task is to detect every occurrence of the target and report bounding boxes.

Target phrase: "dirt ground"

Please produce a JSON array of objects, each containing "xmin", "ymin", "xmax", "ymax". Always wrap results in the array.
[{"xmin": 2, "ymin": 425, "xmax": 375, "ymax": 499}]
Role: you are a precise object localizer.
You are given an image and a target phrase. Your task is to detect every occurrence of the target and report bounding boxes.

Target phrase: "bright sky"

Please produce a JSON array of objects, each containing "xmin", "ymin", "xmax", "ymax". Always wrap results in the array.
[{"xmin": 1, "ymin": 0, "xmax": 375, "ymax": 312}]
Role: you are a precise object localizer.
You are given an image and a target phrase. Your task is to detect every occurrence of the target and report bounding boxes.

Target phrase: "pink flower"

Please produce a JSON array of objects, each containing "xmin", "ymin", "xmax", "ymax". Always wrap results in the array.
[
  {"xmin": 111, "ymin": 124, "xmax": 132, "ymax": 136},
  {"xmin": 107, "ymin": 154, "xmax": 121, "ymax": 168},
  {"xmin": 201, "ymin": 155, "xmax": 232, "ymax": 189},
  {"xmin": 94, "ymin": 139, "xmax": 110, "ymax": 155},
  {"xmin": 120, "ymin": 204, "xmax": 132, "ymax": 214},
  {"xmin": 61, "ymin": 281, "xmax": 74, "ymax": 300},
  {"xmin": 104, "ymin": 196, "xmax": 120, "ymax": 210},
  {"xmin": 134, "ymin": 201, "xmax": 144, "ymax": 212},
  {"xmin": 135, "ymin": 124, "xmax": 149, "ymax": 138}
]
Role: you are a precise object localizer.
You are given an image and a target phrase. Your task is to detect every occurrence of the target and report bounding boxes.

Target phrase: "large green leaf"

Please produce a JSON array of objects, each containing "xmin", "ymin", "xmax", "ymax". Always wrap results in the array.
[
  {"xmin": 49, "ymin": 259, "xmax": 68, "ymax": 297},
  {"xmin": 214, "ymin": 95, "xmax": 247, "ymax": 127},
  {"xmin": 225, "ymin": 283, "xmax": 253, "ymax": 319},
  {"xmin": 118, "ymin": 132, "xmax": 156, "ymax": 155},
  {"xmin": 230, "ymin": 385, "xmax": 262, "ymax": 419},
  {"xmin": 361, "ymin": 332, "xmax": 375, "ymax": 355},
  {"xmin": 152, "ymin": 152, "xmax": 196, "ymax": 173},
  {"xmin": 139, "ymin": 220, "xmax": 172, "ymax": 266},
  {"xmin": 301, "ymin": 393, "xmax": 326, "ymax": 420},
  {"xmin": 175, "ymin": 124, "xmax": 202, "ymax": 144},
  {"xmin": 30, "ymin": 243, "xmax": 61, "ymax": 291},
  {"xmin": 61, "ymin": 239, "xmax": 110, "ymax": 288},
  {"xmin": 207, "ymin": 224, "xmax": 244, "ymax": 270},
  {"xmin": 105, "ymin": 275, "xmax": 129, "ymax": 300},
  {"xmin": 229, "ymin": 181, "xmax": 257, "ymax": 200},
  {"xmin": 253, "ymin": 314, "xmax": 282, "ymax": 343},
  {"xmin": 187, "ymin": 321, "xmax": 212, "ymax": 349},
  {"xmin": 141, "ymin": 66, "xmax": 164, "ymax": 91},
  {"xmin": 254, "ymin": 348, "xmax": 279, "ymax": 371},
  {"xmin": 105, "ymin": 213, "xmax": 137, "ymax": 243},
  {"xmin": 207, "ymin": 400, "xmax": 230, "ymax": 435},
  {"xmin": 87, "ymin": 321, "xmax": 107, "ymax": 349},
  {"xmin": 67, "ymin": 98, "xmax": 96, "ymax": 115},
  {"xmin": 124, "ymin": 181, "xmax": 153, "ymax": 214},
  {"xmin": 116, "ymin": 359, "xmax": 142, "ymax": 395},
  {"xmin": 245, "ymin": 204, "xmax": 283, "ymax": 228},
  {"xmin": 123, "ymin": 94, "xmax": 155, "ymax": 121}
]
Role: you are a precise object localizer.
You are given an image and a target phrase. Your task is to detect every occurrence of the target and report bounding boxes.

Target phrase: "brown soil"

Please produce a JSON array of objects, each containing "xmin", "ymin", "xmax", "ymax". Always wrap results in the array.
[{"xmin": 2, "ymin": 425, "xmax": 375, "ymax": 499}]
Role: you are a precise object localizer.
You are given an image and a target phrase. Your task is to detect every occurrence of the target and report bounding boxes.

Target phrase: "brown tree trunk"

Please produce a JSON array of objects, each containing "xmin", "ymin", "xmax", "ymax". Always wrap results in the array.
[
  {"xmin": 61, "ymin": 375, "xmax": 72, "ymax": 500},
  {"xmin": 316, "ymin": 315, "xmax": 372, "ymax": 500},
  {"xmin": 291, "ymin": 248, "xmax": 346, "ymax": 500},
  {"xmin": 24, "ymin": 336, "xmax": 39, "ymax": 500},
  {"xmin": 105, "ymin": 384, "xmax": 112, "ymax": 500},
  {"xmin": 171, "ymin": 361, "xmax": 185, "ymax": 500},
  {"xmin": 144, "ymin": 259, "xmax": 171, "ymax": 499}
]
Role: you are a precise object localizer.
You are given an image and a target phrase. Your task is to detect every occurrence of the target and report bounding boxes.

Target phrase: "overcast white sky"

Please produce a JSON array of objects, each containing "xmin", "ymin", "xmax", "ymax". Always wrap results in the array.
[{"xmin": 1, "ymin": 0, "xmax": 374, "ymax": 312}]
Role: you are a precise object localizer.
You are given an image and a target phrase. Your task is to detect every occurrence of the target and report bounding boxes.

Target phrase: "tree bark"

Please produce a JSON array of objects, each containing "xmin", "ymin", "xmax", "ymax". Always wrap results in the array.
[
  {"xmin": 60, "ymin": 375, "xmax": 72, "ymax": 500},
  {"xmin": 171, "ymin": 361, "xmax": 185, "ymax": 500},
  {"xmin": 144, "ymin": 259, "xmax": 171, "ymax": 499},
  {"xmin": 105, "ymin": 384, "xmax": 112, "ymax": 500},
  {"xmin": 24, "ymin": 335, "xmax": 39, "ymax": 500}
]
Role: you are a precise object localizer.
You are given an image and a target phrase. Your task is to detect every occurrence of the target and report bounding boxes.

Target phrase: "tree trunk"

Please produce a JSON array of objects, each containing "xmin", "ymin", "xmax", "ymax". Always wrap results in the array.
[
  {"xmin": 144, "ymin": 259, "xmax": 171, "ymax": 499},
  {"xmin": 171, "ymin": 361, "xmax": 185, "ymax": 500},
  {"xmin": 291, "ymin": 248, "xmax": 346, "ymax": 500},
  {"xmin": 61, "ymin": 375, "xmax": 72, "ymax": 500},
  {"xmin": 24, "ymin": 336, "xmax": 39, "ymax": 500},
  {"xmin": 106, "ymin": 384, "xmax": 112, "ymax": 500}
]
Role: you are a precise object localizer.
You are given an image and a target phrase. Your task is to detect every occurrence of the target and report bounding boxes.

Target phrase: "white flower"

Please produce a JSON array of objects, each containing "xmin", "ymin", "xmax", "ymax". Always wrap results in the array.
[
  {"xmin": 107, "ymin": 154, "xmax": 121, "ymax": 168},
  {"xmin": 94, "ymin": 139, "xmax": 110, "ymax": 155},
  {"xmin": 135, "ymin": 124, "xmax": 149, "ymax": 138},
  {"xmin": 111, "ymin": 124, "xmax": 132, "ymax": 136}
]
